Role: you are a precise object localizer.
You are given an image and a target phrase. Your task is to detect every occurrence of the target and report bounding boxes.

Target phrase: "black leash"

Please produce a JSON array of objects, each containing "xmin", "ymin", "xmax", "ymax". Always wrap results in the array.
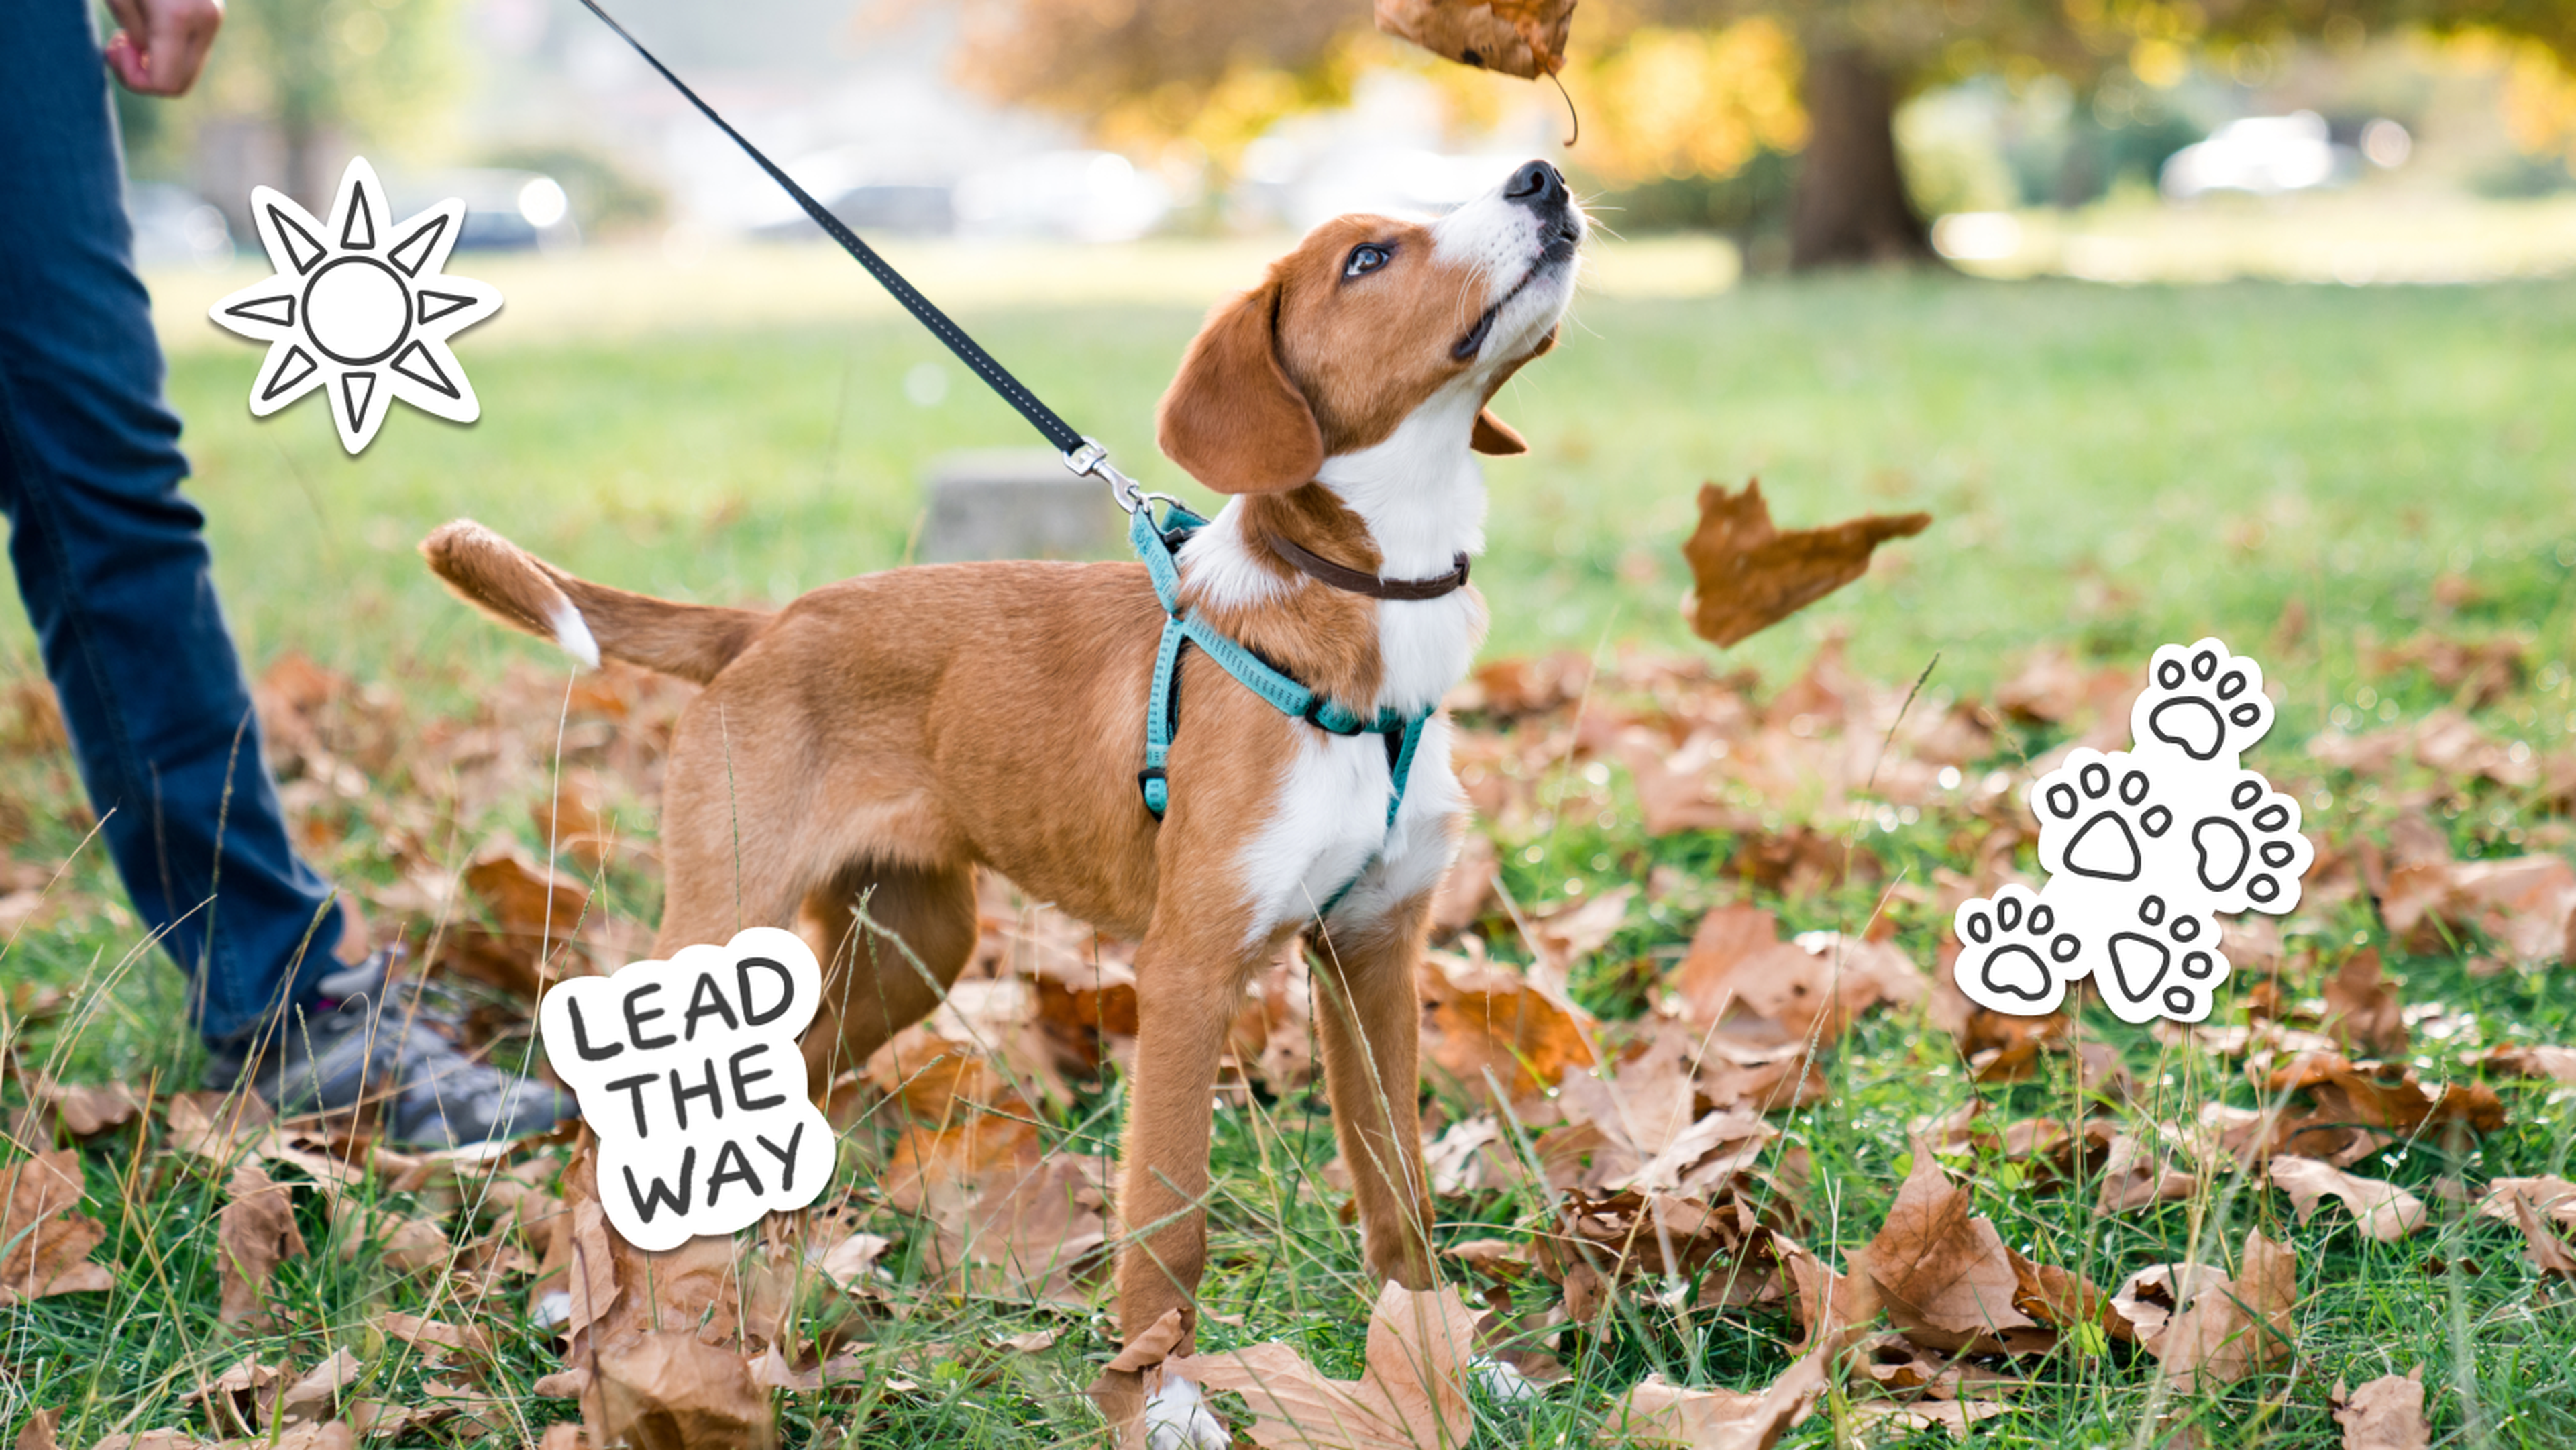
[{"xmin": 574, "ymin": 0, "xmax": 1146, "ymax": 507}]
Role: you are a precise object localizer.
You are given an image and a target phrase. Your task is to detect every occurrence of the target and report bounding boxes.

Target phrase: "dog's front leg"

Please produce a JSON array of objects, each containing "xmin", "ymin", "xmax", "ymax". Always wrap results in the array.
[
  {"xmin": 1311, "ymin": 898, "xmax": 1438, "ymax": 1293},
  {"xmin": 1112, "ymin": 923, "xmax": 1265, "ymax": 1352}
]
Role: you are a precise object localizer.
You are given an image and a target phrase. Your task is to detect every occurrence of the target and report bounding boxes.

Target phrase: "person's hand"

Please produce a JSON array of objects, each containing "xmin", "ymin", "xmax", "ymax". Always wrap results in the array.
[{"xmin": 104, "ymin": 0, "xmax": 224, "ymax": 98}]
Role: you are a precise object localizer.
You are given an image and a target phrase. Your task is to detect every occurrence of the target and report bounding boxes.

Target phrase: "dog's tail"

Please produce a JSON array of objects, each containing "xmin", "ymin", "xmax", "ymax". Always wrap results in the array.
[{"xmin": 421, "ymin": 520, "xmax": 767, "ymax": 685}]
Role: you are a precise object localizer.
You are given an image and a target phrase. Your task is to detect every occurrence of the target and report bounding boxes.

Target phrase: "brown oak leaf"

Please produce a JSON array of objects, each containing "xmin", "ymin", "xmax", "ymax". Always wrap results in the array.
[
  {"xmin": 1680, "ymin": 481, "xmax": 1929, "ymax": 649},
  {"xmin": 1373, "ymin": 0, "xmax": 1576, "ymax": 79},
  {"xmin": 1187, "ymin": 1282, "xmax": 1481, "ymax": 1450},
  {"xmin": 0, "ymin": 1151, "xmax": 114, "ymax": 1304}
]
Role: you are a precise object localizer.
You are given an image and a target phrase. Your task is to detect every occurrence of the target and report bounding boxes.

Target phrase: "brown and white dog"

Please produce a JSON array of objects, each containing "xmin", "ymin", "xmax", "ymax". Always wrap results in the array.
[{"xmin": 424, "ymin": 158, "xmax": 1582, "ymax": 1439}]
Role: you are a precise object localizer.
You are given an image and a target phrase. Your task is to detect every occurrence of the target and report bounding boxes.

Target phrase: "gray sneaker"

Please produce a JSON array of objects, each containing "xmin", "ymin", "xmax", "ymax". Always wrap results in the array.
[{"xmin": 211, "ymin": 948, "xmax": 577, "ymax": 1149}]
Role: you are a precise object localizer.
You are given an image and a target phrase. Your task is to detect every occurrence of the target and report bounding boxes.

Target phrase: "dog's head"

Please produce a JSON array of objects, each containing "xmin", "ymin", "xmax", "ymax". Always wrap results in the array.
[{"xmin": 1157, "ymin": 159, "xmax": 1584, "ymax": 494}]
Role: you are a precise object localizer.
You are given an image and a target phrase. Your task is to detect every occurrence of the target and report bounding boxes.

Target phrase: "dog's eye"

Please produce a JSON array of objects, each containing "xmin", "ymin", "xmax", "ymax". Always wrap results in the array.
[{"xmin": 1344, "ymin": 244, "xmax": 1391, "ymax": 278}]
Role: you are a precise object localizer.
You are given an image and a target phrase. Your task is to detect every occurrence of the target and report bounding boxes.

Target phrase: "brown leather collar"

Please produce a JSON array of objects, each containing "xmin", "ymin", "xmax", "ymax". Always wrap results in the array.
[{"xmin": 1265, "ymin": 533, "xmax": 1470, "ymax": 601}]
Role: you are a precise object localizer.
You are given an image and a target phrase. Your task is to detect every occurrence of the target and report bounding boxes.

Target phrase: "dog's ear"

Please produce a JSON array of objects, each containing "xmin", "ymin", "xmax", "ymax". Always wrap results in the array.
[
  {"xmin": 1157, "ymin": 282, "xmax": 1323, "ymax": 494},
  {"xmin": 1470, "ymin": 409, "xmax": 1526, "ymax": 455}
]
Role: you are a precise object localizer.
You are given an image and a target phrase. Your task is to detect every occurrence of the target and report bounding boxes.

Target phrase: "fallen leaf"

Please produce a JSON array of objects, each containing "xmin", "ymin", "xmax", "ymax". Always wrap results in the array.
[
  {"xmin": 2475, "ymin": 1043, "xmax": 2576, "ymax": 1083},
  {"xmin": 2322, "ymin": 949, "xmax": 2408, "ymax": 1058},
  {"xmin": 1188, "ymin": 1281, "xmax": 1481, "ymax": 1450},
  {"xmin": 1847, "ymin": 1399, "xmax": 2008, "ymax": 1439},
  {"xmin": 217, "ymin": 1165, "xmax": 307, "ymax": 1328},
  {"xmin": 589, "ymin": 1331, "xmax": 777, "ymax": 1450},
  {"xmin": 1670, "ymin": 904, "xmax": 1924, "ymax": 1049},
  {"xmin": 15, "ymin": 1408, "xmax": 59, "ymax": 1450},
  {"xmin": 28, "ymin": 1079, "xmax": 146, "ymax": 1139},
  {"xmin": 1616, "ymin": 1348, "xmax": 1829, "ymax": 1449},
  {"xmin": 2332, "ymin": 1369, "xmax": 2429, "ymax": 1450},
  {"xmin": 1373, "ymin": 0, "xmax": 1576, "ymax": 78},
  {"xmin": 0, "ymin": 1150, "xmax": 115, "ymax": 1304},
  {"xmin": 1846, "ymin": 1142, "xmax": 2035, "ymax": 1352},
  {"xmin": 2121, "ymin": 1230, "xmax": 2297, "ymax": 1392},
  {"xmin": 2479, "ymin": 1180, "xmax": 2576, "ymax": 1278},
  {"xmin": 1108, "ymin": 1308, "xmax": 1187, "ymax": 1374},
  {"xmin": 1418, "ymin": 947, "xmax": 1595, "ymax": 1106},
  {"xmin": 381, "ymin": 1312, "xmax": 494, "ymax": 1372},
  {"xmin": 2269, "ymin": 1157, "xmax": 2426, "ymax": 1243},
  {"xmin": 191, "ymin": 1359, "xmax": 288, "ymax": 1438},
  {"xmin": 278, "ymin": 1350, "xmax": 362, "ymax": 1426},
  {"xmin": 2096, "ymin": 1129, "xmax": 2200, "ymax": 1214},
  {"xmin": 1680, "ymin": 480, "xmax": 1929, "ymax": 649},
  {"xmin": 816, "ymin": 1232, "xmax": 891, "ymax": 1294}
]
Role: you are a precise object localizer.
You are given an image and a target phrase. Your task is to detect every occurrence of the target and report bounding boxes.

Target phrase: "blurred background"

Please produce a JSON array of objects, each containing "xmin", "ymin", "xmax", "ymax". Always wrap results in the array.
[
  {"xmin": 117, "ymin": 0, "xmax": 2576, "ymax": 282},
  {"xmin": 70, "ymin": 0, "xmax": 2576, "ymax": 695}
]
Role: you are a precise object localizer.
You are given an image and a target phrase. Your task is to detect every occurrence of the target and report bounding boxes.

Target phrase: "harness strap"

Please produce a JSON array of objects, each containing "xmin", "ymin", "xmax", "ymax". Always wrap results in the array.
[{"xmin": 1132, "ymin": 506, "xmax": 1432, "ymax": 888}]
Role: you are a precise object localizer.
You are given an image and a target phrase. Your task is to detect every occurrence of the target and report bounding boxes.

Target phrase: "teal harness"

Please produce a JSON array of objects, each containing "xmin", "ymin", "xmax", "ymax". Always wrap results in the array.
[{"xmin": 1129, "ymin": 503, "xmax": 1431, "ymax": 869}]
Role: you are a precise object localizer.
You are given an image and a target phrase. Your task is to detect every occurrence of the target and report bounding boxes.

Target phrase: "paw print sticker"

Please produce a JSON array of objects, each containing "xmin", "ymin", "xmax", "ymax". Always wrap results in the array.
[
  {"xmin": 2094, "ymin": 894, "xmax": 2226, "ymax": 1025},
  {"xmin": 2182, "ymin": 772, "xmax": 2314, "ymax": 914},
  {"xmin": 2130, "ymin": 638, "xmax": 2273, "ymax": 768},
  {"xmin": 539, "ymin": 927, "xmax": 837, "ymax": 1251},
  {"xmin": 1953, "ymin": 883, "xmax": 2084, "ymax": 1015},
  {"xmin": 1955, "ymin": 637, "xmax": 2309, "ymax": 1024},
  {"xmin": 2033, "ymin": 751, "xmax": 2172, "ymax": 884}
]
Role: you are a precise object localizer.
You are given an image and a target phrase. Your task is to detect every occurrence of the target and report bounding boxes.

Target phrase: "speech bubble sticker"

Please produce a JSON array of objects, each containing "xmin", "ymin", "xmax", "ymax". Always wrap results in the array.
[
  {"xmin": 539, "ymin": 927, "xmax": 835, "ymax": 1251},
  {"xmin": 1953, "ymin": 638, "xmax": 2314, "ymax": 1025},
  {"xmin": 207, "ymin": 156, "xmax": 502, "ymax": 456}
]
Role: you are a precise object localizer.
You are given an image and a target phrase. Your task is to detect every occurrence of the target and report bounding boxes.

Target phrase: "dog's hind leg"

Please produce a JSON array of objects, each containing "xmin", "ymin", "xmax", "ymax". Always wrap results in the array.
[
  {"xmin": 797, "ymin": 860, "xmax": 979, "ymax": 1099},
  {"xmin": 1309, "ymin": 897, "xmax": 1438, "ymax": 1294}
]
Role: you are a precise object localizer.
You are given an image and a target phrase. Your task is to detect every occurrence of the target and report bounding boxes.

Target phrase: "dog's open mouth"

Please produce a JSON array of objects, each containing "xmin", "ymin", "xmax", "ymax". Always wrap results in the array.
[{"xmin": 1452, "ymin": 240, "xmax": 1578, "ymax": 362}]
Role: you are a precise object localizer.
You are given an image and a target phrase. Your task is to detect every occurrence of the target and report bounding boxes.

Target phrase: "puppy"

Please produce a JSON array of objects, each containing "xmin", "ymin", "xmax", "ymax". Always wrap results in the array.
[{"xmin": 425, "ymin": 158, "xmax": 1582, "ymax": 1427}]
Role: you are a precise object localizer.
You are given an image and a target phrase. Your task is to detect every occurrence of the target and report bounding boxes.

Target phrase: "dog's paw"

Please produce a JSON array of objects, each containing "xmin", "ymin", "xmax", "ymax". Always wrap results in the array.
[
  {"xmin": 1470, "ymin": 1353, "xmax": 1540, "ymax": 1406},
  {"xmin": 1144, "ymin": 1371, "xmax": 1228, "ymax": 1450},
  {"xmin": 1953, "ymin": 883, "xmax": 2083, "ymax": 1015},
  {"xmin": 2033, "ymin": 749, "xmax": 2175, "ymax": 886},
  {"xmin": 2092, "ymin": 892, "xmax": 2226, "ymax": 1025},
  {"xmin": 2181, "ymin": 771, "xmax": 2313, "ymax": 915},
  {"xmin": 2131, "ymin": 637, "xmax": 2273, "ymax": 767}
]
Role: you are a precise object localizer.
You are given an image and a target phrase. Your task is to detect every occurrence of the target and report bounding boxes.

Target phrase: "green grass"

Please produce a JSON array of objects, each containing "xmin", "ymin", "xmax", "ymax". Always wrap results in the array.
[{"xmin": 4, "ymin": 266, "xmax": 2575, "ymax": 1447}]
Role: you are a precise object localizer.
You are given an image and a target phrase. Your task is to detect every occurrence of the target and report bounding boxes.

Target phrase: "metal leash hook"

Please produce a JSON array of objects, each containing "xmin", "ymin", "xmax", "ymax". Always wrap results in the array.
[{"xmin": 1063, "ymin": 437, "xmax": 1169, "ymax": 518}]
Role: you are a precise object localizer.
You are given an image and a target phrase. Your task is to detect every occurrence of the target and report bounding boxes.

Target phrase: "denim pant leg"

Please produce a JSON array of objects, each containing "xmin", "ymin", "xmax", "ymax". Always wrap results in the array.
[{"xmin": 0, "ymin": 0, "xmax": 343, "ymax": 1045}]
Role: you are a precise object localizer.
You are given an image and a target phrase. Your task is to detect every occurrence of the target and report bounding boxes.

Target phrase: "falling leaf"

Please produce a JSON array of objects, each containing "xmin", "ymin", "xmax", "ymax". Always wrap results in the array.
[
  {"xmin": 590, "ymin": 1331, "xmax": 777, "ymax": 1450},
  {"xmin": 1188, "ymin": 1281, "xmax": 1482, "ymax": 1450},
  {"xmin": 0, "ymin": 1151, "xmax": 115, "ymax": 1304},
  {"xmin": 1616, "ymin": 1348, "xmax": 1829, "ymax": 1449},
  {"xmin": 2332, "ymin": 1369, "xmax": 2430, "ymax": 1450},
  {"xmin": 1373, "ymin": 0, "xmax": 1576, "ymax": 79},
  {"xmin": 2269, "ymin": 1157, "xmax": 2426, "ymax": 1242},
  {"xmin": 218, "ymin": 1165, "xmax": 307, "ymax": 1328},
  {"xmin": 1680, "ymin": 480, "xmax": 1929, "ymax": 649}
]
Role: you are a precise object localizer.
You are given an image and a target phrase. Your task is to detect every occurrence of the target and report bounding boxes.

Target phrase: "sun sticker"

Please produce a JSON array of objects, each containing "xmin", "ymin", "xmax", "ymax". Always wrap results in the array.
[{"xmin": 208, "ymin": 156, "xmax": 501, "ymax": 456}]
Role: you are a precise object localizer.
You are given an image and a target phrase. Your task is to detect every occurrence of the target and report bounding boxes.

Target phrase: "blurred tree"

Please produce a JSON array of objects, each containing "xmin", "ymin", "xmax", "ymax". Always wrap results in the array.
[
  {"xmin": 953, "ymin": 0, "xmax": 2576, "ymax": 268},
  {"xmin": 207, "ymin": 0, "xmax": 459, "ymax": 206}
]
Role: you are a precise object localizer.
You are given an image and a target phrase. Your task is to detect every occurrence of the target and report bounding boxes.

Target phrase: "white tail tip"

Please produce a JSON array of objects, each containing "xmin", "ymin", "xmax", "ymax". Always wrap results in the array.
[{"xmin": 549, "ymin": 600, "xmax": 600, "ymax": 670}]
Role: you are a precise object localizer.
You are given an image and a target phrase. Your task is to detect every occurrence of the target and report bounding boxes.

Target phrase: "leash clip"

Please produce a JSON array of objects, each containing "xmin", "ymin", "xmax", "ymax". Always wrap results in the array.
[{"xmin": 1065, "ymin": 437, "xmax": 1149, "ymax": 515}]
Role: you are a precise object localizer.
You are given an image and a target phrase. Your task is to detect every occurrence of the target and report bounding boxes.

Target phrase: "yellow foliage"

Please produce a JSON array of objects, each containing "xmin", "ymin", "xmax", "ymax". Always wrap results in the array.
[
  {"xmin": 1573, "ymin": 19, "xmax": 1807, "ymax": 187},
  {"xmin": 2499, "ymin": 38, "xmax": 2576, "ymax": 162}
]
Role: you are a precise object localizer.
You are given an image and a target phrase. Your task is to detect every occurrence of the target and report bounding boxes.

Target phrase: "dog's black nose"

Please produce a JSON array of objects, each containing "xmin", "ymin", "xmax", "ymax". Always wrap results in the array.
[{"xmin": 1503, "ymin": 160, "xmax": 1566, "ymax": 210}]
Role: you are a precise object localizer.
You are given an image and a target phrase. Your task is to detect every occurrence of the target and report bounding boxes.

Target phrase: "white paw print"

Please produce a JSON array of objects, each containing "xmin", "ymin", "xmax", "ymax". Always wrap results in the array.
[
  {"xmin": 2176, "ymin": 770, "xmax": 2314, "ymax": 915},
  {"xmin": 2130, "ymin": 637, "xmax": 2274, "ymax": 769},
  {"xmin": 1953, "ymin": 883, "xmax": 2085, "ymax": 1015},
  {"xmin": 1957, "ymin": 637, "xmax": 2308, "ymax": 1025},
  {"xmin": 2087, "ymin": 892, "xmax": 2226, "ymax": 1025}
]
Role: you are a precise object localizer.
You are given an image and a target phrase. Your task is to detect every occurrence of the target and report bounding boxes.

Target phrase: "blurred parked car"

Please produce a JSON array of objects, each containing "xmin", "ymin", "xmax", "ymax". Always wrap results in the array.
[
  {"xmin": 2160, "ymin": 112, "xmax": 2368, "ymax": 200},
  {"xmin": 127, "ymin": 181, "xmax": 233, "ymax": 270},
  {"xmin": 952, "ymin": 151, "xmax": 1169, "ymax": 242},
  {"xmin": 398, "ymin": 168, "xmax": 580, "ymax": 251}
]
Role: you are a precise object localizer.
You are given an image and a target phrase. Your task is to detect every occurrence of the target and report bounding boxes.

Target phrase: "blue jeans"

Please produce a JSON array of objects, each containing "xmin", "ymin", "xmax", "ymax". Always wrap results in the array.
[{"xmin": 0, "ymin": 0, "xmax": 343, "ymax": 1045}]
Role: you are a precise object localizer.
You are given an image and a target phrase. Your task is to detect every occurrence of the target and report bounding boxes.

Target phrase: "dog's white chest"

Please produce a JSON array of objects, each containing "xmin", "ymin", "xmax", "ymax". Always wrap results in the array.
[{"xmin": 1234, "ymin": 717, "xmax": 1463, "ymax": 944}]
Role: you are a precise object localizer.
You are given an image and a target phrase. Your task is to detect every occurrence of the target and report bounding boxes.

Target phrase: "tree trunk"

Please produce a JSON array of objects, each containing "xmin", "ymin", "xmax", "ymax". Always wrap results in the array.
[{"xmin": 1788, "ymin": 45, "xmax": 1939, "ymax": 271}]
